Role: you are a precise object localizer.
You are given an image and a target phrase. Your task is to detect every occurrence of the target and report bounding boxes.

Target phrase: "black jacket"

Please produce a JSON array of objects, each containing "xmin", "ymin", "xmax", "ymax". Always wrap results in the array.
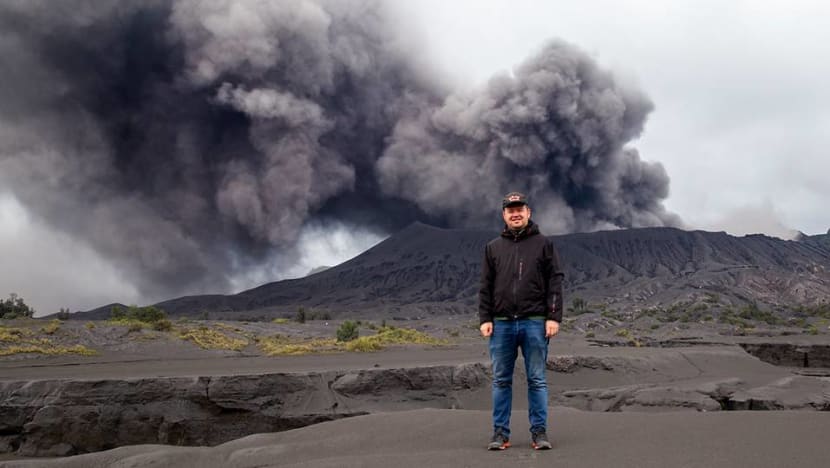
[{"xmin": 478, "ymin": 220, "xmax": 564, "ymax": 324}]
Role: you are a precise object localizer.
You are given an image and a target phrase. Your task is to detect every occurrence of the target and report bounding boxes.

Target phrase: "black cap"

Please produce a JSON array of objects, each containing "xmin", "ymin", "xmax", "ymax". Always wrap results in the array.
[{"xmin": 502, "ymin": 191, "xmax": 528, "ymax": 209}]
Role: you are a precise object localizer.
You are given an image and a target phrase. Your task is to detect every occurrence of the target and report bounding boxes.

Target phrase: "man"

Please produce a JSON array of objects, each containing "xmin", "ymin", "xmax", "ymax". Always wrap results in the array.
[{"xmin": 479, "ymin": 191, "xmax": 564, "ymax": 451}]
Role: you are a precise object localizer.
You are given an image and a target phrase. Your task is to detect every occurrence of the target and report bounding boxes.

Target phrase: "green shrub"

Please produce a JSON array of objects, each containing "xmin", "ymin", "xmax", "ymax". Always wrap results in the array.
[
  {"xmin": 109, "ymin": 305, "xmax": 170, "ymax": 329},
  {"xmin": 0, "ymin": 293, "xmax": 35, "ymax": 319},
  {"xmin": 152, "ymin": 319, "xmax": 173, "ymax": 331},
  {"xmin": 569, "ymin": 297, "xmax": 590, "ymax": 315},
  {"xmin": 129, "ymin": 305, "xmax": 165, "ymax": 323},
  {"xmin": 295, "ymin": 307, "xmax": 307, "ymax": 324},
  {"xmin": 336, "ymin": 320, "xmax": 359, "ymax": 342}
]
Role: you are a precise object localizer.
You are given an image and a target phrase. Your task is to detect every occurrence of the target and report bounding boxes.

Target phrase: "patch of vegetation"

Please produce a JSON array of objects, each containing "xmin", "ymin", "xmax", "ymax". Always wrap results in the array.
[
  {"xmin": 259, "ymin": 324, "xmax": 446, "ymax": 356},
  {"xmin": 615, "ymin": 328, "xmax": 632, "ymax": 338},
  {"xmin": 152, "ymin": 319, "xmax": 173, "ymax": 331},
  {"xmin": 0, "ymin": 293, "xmax": 35, "ymax": 319},
  {"xmin": 718, "ymin": 312, "xmax": 751, "ymax": 328},
  {"xmin": 568, "ymin": 297, "xmax": 591, "ymax": 316},
  {"xmin": 289, "ymin": 307, "xmax": 335, "ymax": 323},
  {"xmin": 178, "ymin": 326, "xmax": 248, "ymax": 351},
  {"xmin": 272, "ymin": 318, "xmax": 291, "ymax": 324},
  {"xmin": 85, "ymin": 322, "xmax": 96, "ymax": 330},
  {"xmin": 793, "ymin": 303, "xmax": 830, "ymax": 320},
  {"xmin": 0, "ymin": 325, "xmax": 29, "ymax": 342},
  {"xmin": 258, "ymin": 335, "xmax": 338, "ymax": 355},
  {"xmin": 0, "ymin": 324, "xmax": 97, "ymax": 356},
  {"xmin": 295, "ymin": 307, "xmax": 307, "ymax": 323},
  {"xmin": 336, "ymin": 320, "xmax": 359, "ymax": 342},
  {"xmin": 344, "ymin": 326, "xmax": 444, "ymax": 352},
  {"xmin": 691, "ymin": 303, "xmax": 709, "ymax": 313},
  {"xmin": 703, "ymin": 292, "xmax": 720, "ymax": 304},
  {"xmin": 42, "ymin": 319, "xmax": 61, "ymax": 335},
  {"xmin": 308, "ymin": 311, "xmax": 332, "ymax": 321},
  {"xmin": 0, "ymin": 344, "xmax": 97, "ymax": 357},
  {"xmin": 600, "ymin": 310, "xmax": 621, "ymax": 320},
  {"xmin": 737, "ymin": 302, "xmax": 783, "ymax": 325},
  {"xmin": 806, "ymin": 324, "xmax": 819, "ymax": 335},
  {"xmin": 109, "ymin": 305, "xmax": 171, "ymax": 331},
  {"xmin": 585, "ymin": 331, "xmax": 595, "ymax": 338}
]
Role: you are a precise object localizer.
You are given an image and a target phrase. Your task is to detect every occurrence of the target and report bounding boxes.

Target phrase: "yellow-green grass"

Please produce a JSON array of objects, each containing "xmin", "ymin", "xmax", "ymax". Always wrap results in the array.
[
  {"xmin": 0, "ymin": 344, "xmax": 97, "ymax": 356},
  {"xmin": 259, "ymin": 336, "xmax": 339, "ymax": 355},
  {"xmin": 178, "ymin": 326, "xmax": 248, "ymax": 351},
  {"xmin": 108, "ymin": 318, "xmax": 152, "ymax": 329},
  {"xmin": 0, "ymin": 325, "xmax": 31, "ymax": 342},
  {"xmin": 0, "ymin": 325, "xmax": 97, "ymax": 356},
  {"xmin": 213, "ymin": 322, "xmax": 257, "ymax": 340},
  {"xmin": 344, "ymin": 326, "xmax": 445, "ymax": 352},
  {"xmin": 42, "ymin": 319, "xmax": 61, "ymax": 335},
  {"xmin": 272, "ymin": 318, "xmax": 291, "ymax": 324},
  {"xmin": 107, "ymin": 317, "xmax": 172, "ymax": 332}
]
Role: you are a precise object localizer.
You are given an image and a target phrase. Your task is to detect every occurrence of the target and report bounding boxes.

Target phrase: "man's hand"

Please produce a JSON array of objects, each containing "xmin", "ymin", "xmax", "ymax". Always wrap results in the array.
[
  {"xmin": 545, "ymin": 320, "xmax": 559, "ymax": 338},
  {"xmin": 480, "ymin": 322, "xmax": 493, "ymax": 337}
]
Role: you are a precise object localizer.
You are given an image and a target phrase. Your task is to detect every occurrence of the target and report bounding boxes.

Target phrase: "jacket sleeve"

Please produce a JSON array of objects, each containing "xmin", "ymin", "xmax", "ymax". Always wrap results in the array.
[
  {"xmin": 546, "ymin": 239, "xmax": 565, "ymax": 322},
  {"xmin": 478, "ymin": 243, "xmax": 495, "ymax": 324}
]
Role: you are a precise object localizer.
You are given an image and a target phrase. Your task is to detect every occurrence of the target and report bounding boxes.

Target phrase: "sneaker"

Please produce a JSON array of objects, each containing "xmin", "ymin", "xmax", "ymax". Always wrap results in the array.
[
  {"xmin": 531, "ymin": 431, "xmax": 552, "ymax": 450},
  {"xmin": 488, "ymin": 430, "xmax": 511, "ymax": 450}
]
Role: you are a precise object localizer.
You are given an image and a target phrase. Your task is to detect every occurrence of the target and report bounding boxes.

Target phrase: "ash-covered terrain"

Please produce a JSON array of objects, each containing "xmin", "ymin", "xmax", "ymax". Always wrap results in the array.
[{"xmin": 72, "ymin": 223, "xmax": 830, "ymax": 322}]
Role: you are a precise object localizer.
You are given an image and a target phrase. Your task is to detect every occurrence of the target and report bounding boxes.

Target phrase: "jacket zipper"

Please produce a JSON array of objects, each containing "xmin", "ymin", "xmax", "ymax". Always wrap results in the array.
[{"xmin": 513, "ymin": 242, "xmax": 519, "ymax": 319}]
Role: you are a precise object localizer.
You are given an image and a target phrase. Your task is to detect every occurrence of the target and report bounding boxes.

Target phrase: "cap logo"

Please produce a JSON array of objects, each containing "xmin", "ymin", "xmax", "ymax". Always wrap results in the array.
[{"xmin": 508, "ymin": 195, "xmax": 521, "ymax": 202}]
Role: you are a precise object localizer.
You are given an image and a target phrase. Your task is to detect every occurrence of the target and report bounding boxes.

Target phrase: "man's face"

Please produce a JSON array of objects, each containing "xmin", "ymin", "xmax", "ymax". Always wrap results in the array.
[{"xmin": 502, "ymin": 204, "xmax": 530, "ymax": 230}]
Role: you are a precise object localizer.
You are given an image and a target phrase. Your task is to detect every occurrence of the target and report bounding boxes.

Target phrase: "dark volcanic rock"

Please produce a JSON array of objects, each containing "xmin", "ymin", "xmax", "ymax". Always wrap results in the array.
[
  {"xmin": 4, "ymin": 348, "xmax": 830, "ymax": 458},
  {"xmin": 0, "ymin": 364, "xmax": 490, "ymax": 457},
  {"xmin": 727, "ymin": 376, "xmax": 830, "ymax": 410},
  {"xmin": 739, "ymin": 343, "xmax": 830, "ymax": 368}
]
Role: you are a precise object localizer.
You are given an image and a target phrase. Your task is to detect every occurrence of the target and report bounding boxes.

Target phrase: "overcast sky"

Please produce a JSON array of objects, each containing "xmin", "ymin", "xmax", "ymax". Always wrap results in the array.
[{"xmin": 2, "ymin": 0, "xmax": 829, "ymax": 315}]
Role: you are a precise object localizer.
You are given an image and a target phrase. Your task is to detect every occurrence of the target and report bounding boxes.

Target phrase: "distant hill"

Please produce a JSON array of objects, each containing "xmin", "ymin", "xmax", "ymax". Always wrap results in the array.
[{"xmin": 72, "ymin": 223, "xmax": 830, "ymax": 320}]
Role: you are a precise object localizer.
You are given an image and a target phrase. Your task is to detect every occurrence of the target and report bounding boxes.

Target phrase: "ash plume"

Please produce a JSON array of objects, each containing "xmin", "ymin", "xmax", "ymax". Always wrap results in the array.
[{"xmin": 0, "ymin": 0, "xmax": 679, "ymax": 302}]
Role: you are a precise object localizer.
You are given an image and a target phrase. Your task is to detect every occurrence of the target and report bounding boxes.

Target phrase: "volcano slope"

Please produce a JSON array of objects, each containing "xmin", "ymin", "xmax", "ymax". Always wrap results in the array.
[{"xmin": 72, "ymin": 223, "xmax": 830, "ymax": 322}]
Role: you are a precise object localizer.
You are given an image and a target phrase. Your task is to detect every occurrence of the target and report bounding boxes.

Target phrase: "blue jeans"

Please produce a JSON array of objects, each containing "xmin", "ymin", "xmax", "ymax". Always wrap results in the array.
[{"xmin": 489, "ymin": 319, "xmax": 549, "ymax": 437}]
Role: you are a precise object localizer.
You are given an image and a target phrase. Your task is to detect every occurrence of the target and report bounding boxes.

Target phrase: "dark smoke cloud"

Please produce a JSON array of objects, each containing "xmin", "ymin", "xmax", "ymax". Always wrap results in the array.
[{"xmin": 0, "ymin": 0, "xmax": 679, "ymax": 302}]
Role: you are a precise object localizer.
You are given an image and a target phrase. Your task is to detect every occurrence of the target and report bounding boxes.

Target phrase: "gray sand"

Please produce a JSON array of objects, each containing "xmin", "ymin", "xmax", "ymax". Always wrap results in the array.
[{"xmin": 3, "ymin": 408, "xmax": 828, "ymax": 468}]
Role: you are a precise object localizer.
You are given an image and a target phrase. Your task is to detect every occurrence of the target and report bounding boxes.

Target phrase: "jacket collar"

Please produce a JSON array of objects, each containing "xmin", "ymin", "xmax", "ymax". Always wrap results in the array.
[{"xmin": 501, "ymin": 220, "xmax": 539, "ymax": 241}]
